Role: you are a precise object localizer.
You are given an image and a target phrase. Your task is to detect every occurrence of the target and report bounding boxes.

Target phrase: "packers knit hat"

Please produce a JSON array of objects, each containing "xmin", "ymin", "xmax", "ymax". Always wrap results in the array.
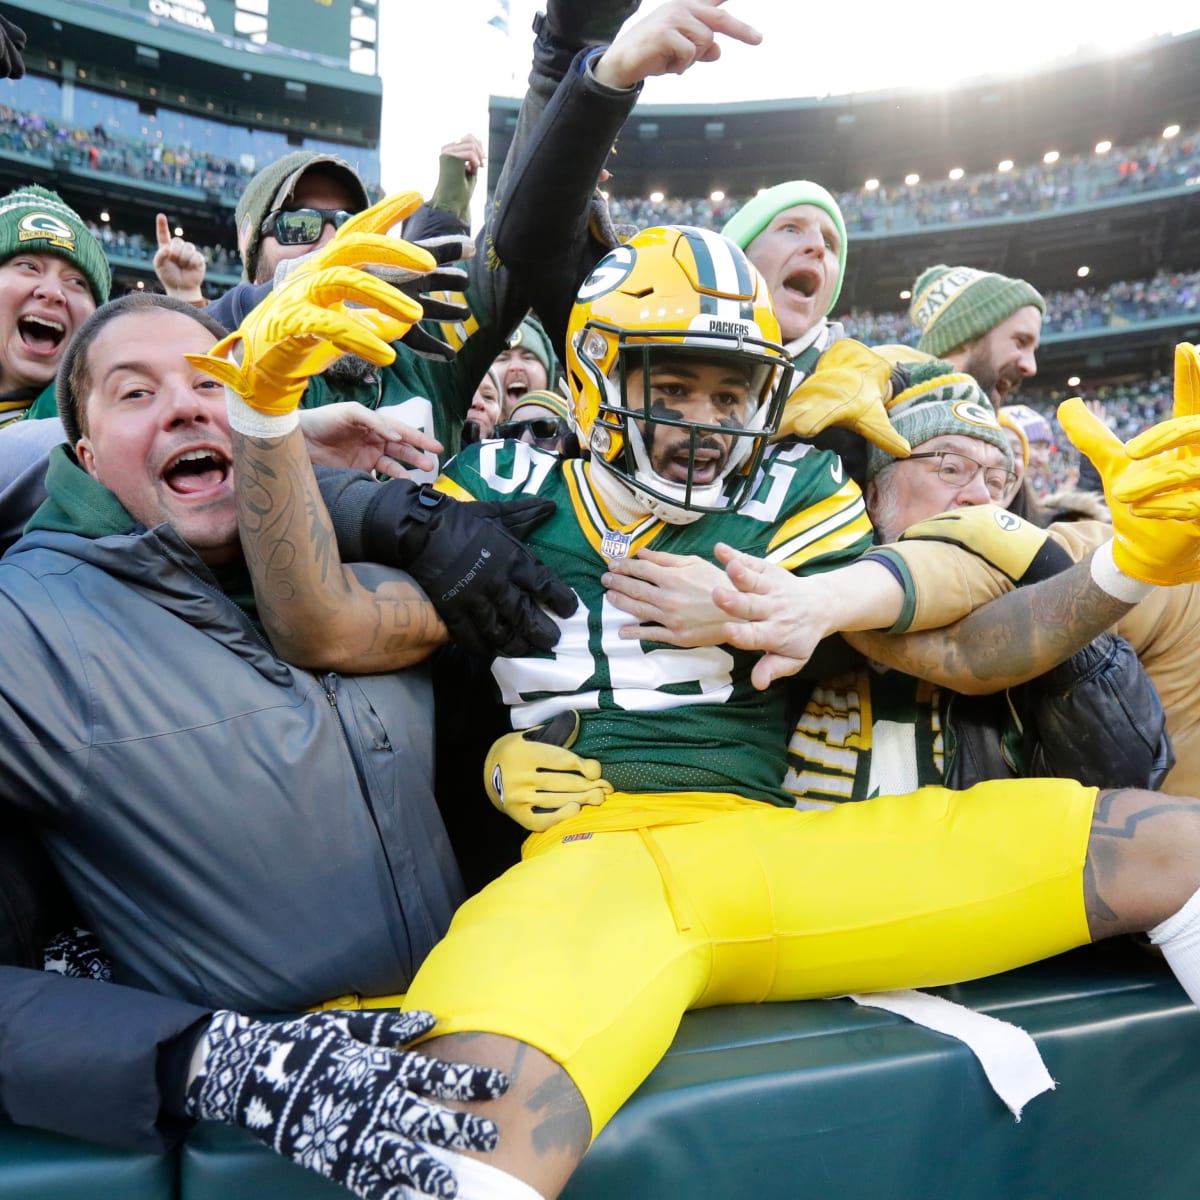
[
  {"xmin": 720, "ymin": 180, "xmax": 848, "ymax": 311},
  {"xmin": 910, "ymin": 264, "xmax": 1045, "ymax": 357},
  {"xmin": 505, "ymin": 315, "xmax": 558, "ymax": 380},
  {"xmin": 866, "ymin": 358, "xmax": 1013, "ymax": 480},
  {"xmin": 0, "ymin": 185, "xmax": 110, "ymax": 303},
  {"xmin": 507, "ymin": 389, "xmax": 571, "ymax": 426},
  {"xmin": 235, "ymin": 150, "xmax": 370, "ymax": 282}
]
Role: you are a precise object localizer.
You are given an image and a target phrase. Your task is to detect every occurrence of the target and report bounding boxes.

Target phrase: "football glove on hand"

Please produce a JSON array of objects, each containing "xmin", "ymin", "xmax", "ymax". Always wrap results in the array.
[
  {"xmin": 186, "ymin": 1009, "xmax": 508, "ymax": 1200},
  {"xmin": 777, "ymin": 339, "xmax": 911, "ymax": 458},
  {"xmin": 277, "ymin": 198, "xmax": 471, "ymax": 362},
  {"xmin": 1059, "ymin": 343, "xmax": 1200, "ymax": 586},
  {"xmin": 895, "ymin": 504, "xmax": 1072, "ymax": 585},
  {"xmin": 362, "ymin": 483, "xmax": 578, "ymax": 657},
  {"xmin": 485, "ymin": 711, "xmax": 613, "ymax": 832},
  {"xmin": 188, "ymin": 194, "xmax": 438, "ymax": 417},
  {"xmin": 366, "ymin": 234, "xmax": 474, "ymax": 362}
]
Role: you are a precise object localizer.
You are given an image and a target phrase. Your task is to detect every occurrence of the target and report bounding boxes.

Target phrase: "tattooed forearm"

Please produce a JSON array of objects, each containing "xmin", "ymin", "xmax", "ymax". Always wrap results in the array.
[
  {"xmin": 848, "ymin": 555, "xmax": 1134, "ymax": 694},
  {"xmin": 1085, "ymin": 788, "xmax": 1200, "ymax": 939},
  {"xmin": 232, "ymin": 428, "xmax": 448, "ymax": 670}
]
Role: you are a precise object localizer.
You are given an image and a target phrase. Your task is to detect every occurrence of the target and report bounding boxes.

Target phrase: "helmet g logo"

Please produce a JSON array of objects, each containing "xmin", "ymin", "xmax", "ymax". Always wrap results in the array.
[
  {"xmin": 18, "ymin": 212, "xmax": 77, "ymax": 252},
  {"xmin": 576, "ymin": 245, "xmax": 635, "ymax": 302}
]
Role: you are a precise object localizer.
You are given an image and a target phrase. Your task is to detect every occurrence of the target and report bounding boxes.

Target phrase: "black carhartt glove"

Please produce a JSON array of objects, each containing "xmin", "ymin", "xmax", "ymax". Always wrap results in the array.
[
  {"xmin": 187, "ymin": 1009, "xmax": 507, "ymax": 1200},
  {"xmin": 368, "ymin": 236, "xmax": 474, "ymax": 362},
  {"xmin": 0, "ymin": 14, "xmax": 26, "ymax": 79},
  {"xmin": 363, "ymin": 481, "xmax": 577, "ymax": 657}
]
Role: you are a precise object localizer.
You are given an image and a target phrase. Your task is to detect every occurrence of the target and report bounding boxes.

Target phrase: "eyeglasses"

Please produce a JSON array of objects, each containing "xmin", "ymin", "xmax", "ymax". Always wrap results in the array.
[
  {"xmin": 260, "ymin": 207, "xmax": 354, "ymax": 246},
  {"xmin": 905, "ymin": 450, "xmax": 1016, "ymax": 502},
  {"xmin": 495, "ymin": 418, "xmax": 566, "ymax": 442}
]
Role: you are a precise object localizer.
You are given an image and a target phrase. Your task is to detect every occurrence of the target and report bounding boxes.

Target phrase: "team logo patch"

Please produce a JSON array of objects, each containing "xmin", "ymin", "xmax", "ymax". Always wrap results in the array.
[
  {"xmin": 576, "ymin": 244, "xmax": 635, "ymax": 301},
  {"xmin": 18, "ymin": 212, "xmax": 76, "ymax": 252},
  {"xmin": 951, "ymin": 399, "xmax": 1002, "ymax": 430},
  {"xmin": 993, "ymin": 509, "xmax": 1023, "ymax": 532}
]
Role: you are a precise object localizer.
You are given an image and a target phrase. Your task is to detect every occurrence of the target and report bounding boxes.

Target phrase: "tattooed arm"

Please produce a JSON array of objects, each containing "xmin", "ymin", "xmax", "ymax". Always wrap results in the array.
[
  {"xmin": 846, "ymin": 554, "xmax": 1137, "ymax": 695},
  {"xmin": 235, "ymin": 425, "xmax": 449, "ymax": 673}
]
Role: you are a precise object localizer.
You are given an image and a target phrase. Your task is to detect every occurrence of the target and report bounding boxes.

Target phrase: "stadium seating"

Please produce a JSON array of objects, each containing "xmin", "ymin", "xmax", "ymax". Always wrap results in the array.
[{"xmin": 1, "ymin": 943, "xmax": 1197, "ymax": 1199}]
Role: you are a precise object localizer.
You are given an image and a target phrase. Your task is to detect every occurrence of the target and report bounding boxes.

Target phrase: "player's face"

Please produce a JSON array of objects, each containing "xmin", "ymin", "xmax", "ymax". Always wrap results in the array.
[
  {"xmin": 745, "ymin": 204, "xmax": 841, "ymax": 342},
  {"xmin": 958, "ymin": 305, "xmax": 1042, "ymax": 404},
  {"xmin": 0, "ymin": 252, "xmax": 96, "ymax": 394},
  {"xmin": 866, "ymin": 433, "xmax": 1011, "ymax": 544},
  {"xmin": 255, "ymin": 173, "xmax": 361, "ymax": 283},
  {"xmin": 75, "ymin": 309, "xmax": 240, "ymax": 565},
  {"xmin": 625, "ymin": 357, "xmax": 754, "ymax": 488}
]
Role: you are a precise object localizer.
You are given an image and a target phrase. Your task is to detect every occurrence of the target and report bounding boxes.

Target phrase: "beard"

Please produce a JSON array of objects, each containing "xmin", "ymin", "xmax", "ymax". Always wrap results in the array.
[
  {"xmin": 321, "ymin": 352, "xmax": 377, "ymax": 387},
  {"xmin": 961, "ymin": 347, "xmax": 1023, "ymax": 405}
]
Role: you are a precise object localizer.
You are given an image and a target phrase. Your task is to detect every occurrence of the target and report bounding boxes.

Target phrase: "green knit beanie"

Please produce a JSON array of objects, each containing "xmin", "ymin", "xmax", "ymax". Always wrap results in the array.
[
  {"xmin": 235, "ymin": 150, "xmax": 370, "ymax": 282},
  {"xmin": 720, "ymin": 180, "xmax": 848, "ymax": 311},
  {"xmin": 910, "ymin": 264, "xmax": 1045, "ymax": 357},
  {"xmin": 0, "ymin": 185, "xmax": 110, "ymax": 303},
  {"xmin": 865, "ymin": 359, "xmax": 1013, "ymax": 481},
  {"xmin": 507, "ymin": 389, "xmax": 571, "ymax": 425},
  {"xmin": 505, "ymin": 315, "xmax": 558, "ymax": 381}
]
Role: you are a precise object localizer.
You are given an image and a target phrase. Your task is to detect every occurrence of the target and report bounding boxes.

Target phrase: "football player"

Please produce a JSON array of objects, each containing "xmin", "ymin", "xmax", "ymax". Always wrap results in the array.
[{"xmin": 209, "ymin": 223, "xmax": 1200, "ymax": 1200}]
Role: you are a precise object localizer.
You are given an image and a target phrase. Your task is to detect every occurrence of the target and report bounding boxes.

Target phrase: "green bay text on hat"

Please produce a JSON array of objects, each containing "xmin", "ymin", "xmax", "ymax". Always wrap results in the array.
[
  {"xmin": 720, "ymin": 180, "xmax": 848, "ymax": 312},
  {"xmin": 0, "ymin": 185, "xmax": 110, "ymax": 303},
  {"xmin": 910, "ymin": 264, "xmax": 1045, "ymax": 358},
  {"xmin": 235, "ymin": 150, "xmax": 370, "ymax": 283},
  {"xmin": 866, "ymin": 358, "xmax": 1013, "ymax": 481}
]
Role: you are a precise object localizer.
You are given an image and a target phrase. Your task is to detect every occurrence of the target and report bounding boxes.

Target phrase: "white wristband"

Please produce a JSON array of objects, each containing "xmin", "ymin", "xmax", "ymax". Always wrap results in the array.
[
  {"xmin": 1089, "ymin": 539, "xmax": 1155, "ymax": 603},
  {"xmin": 225, "ymin": 388, "xmax": 300, "ymax": 439}
]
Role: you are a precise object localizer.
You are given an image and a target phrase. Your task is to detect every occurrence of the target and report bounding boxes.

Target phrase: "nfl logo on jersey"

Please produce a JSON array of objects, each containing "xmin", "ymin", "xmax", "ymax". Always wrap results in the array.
[{"xmin": 600, "ymin": 530, "xmax": 632, "ymax": 560}]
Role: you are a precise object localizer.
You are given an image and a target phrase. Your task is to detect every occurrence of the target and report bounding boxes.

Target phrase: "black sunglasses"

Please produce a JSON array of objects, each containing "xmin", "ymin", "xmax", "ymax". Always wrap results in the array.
[
  {"xmin": 261, "ymin": 207, "xmax": 354, "ymax": 246},
  {"xmin": 496, "ymin": 418, "xmax": 565, "ymax": 441}
]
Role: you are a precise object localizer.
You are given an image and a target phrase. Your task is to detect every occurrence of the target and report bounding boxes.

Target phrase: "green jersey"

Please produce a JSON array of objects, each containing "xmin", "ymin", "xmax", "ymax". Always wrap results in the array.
[{"xmin": 440, "ymin": 439, "xmax": 873, "ymax": 804}]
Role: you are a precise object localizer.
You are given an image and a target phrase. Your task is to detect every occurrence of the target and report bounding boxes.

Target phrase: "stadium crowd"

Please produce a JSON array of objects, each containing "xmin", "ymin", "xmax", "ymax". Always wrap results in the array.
[
  {"xmin": 607, "ymin": 121, "xmax": 1200, "ymax": 236},
  {"xmin": 4, "ymin": 3, "xmax": 1200, "ymax": 1200}
]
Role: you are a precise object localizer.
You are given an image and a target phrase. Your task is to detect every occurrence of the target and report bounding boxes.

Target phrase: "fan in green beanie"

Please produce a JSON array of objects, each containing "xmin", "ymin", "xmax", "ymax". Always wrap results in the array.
[
  {"xmin": 910, "ymin": 264, "xmax": 1045, "ymax": 359},
  {"xmin": 865, "ymin": 358, "xmax": 1013, "ymax": 483},
  {"xmin": 235, "ymin": 150, "xmax": 370, "ymax": 284},
  {"xmin": 721, "ymin": 180, "xmax": 848, "ymax": 326},
  {"xmin": 0, "ymin": 185, "xmax": 110, "ymax": 303}
]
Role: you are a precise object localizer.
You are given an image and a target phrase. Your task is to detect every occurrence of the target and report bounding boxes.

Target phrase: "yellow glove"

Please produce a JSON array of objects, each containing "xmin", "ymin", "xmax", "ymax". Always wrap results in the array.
[
  {"xmin": 274, "ymin": 191, "xmax": 431, "ymax": 283},
  {"xmin": 897, "ymin": 503, "xmax": 1060, "ymax": 584},
  {"xmin": 1058, "ymin": 343, "xmax": 1200, "ymax": 586},
  {"xmin": 776, "ymin": 338, "xmax": 912, "ymax": 458},
  {"xmin": 186, "ymin": 193, "xmax": 436, "ymax": 417},
  {"xmin": 484, "ymin": 711, "xmax": 613, "ymax": 833}
]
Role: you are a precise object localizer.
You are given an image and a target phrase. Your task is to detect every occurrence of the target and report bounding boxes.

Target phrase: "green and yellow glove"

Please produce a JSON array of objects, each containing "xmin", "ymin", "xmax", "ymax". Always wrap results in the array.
[
  {"xmin": 896, "ymin": 503, "xmax": 1071, "ymax": 585},
  {"xmin": 484, "ymin": 711, "xmax": 613, "ymax": 833},
  {"xmin": 776, "ymin": 338, "xmax": 912, "ymax": 458},
  {"xmin": 1059, "ymin": 343, "xmax": 1200, "ymax": 587}
]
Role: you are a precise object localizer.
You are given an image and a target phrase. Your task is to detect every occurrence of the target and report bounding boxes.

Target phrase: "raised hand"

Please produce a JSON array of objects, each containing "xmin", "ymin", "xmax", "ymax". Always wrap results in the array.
[
  {"xmin": 1059, "ymin": 343, "xmax": 1200, "ymax": 585},
  {"xmin": 592, "ymin": 0, "xmax": 761, "ymax": 90},
  {"xmin": 154, "ymin": 213, "xmax": 207, "ymax": 304}
]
